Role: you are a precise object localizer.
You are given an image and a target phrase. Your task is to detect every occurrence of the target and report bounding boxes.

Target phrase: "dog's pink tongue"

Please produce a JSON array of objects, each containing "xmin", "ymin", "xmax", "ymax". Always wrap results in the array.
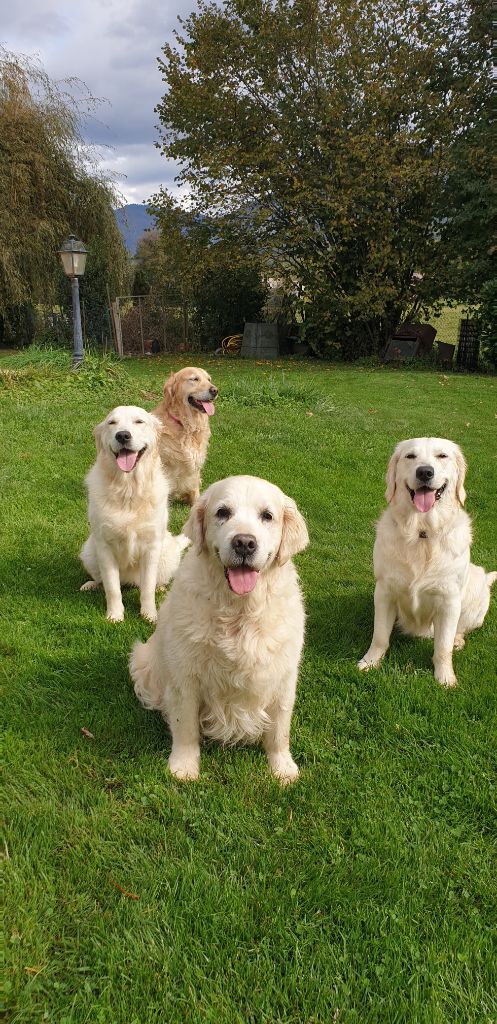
[
  {"xmin": 116, "ymin": 450, "xmax": 138, "ymax": 472},
  {"xmin": 200, "ymin": 401, "xmax": 215, "ymax": 416},
  {"xmin": 414, "ymin": 488, "xmax": 436, "ymax": 513},
  {"xmin": 227, "ymin": 567, "xmax": 259, "ymax": 595}
]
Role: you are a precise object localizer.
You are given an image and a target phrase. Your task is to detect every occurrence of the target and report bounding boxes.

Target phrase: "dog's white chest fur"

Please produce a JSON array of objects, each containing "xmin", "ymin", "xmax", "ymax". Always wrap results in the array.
[
  {"xmin": 374, "ymin": 506, "xmax": 471, "ymax": 631},
  {"xmin": 179, "ymin": 574, "xmax": 304, "ymax": 744},
  {"xmin": 88, "ymin": 472, "xmax": 166, "ymax": 563}
]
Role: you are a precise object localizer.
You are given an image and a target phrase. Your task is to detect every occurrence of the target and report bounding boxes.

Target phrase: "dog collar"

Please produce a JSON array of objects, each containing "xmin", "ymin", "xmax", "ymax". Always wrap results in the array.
[{"xmin": 168, "ymin": 412, "xmax": 182, "ymax": 427}]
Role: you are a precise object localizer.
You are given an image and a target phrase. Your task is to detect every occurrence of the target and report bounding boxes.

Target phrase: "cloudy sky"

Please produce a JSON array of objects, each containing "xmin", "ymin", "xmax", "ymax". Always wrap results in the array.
[{"xmin": 2, "ymin": 0, "xmax": 199, "ymax": 205}]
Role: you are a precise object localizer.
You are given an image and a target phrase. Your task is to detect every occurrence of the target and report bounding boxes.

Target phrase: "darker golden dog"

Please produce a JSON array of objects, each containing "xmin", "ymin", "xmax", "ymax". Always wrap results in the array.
[{"xmin": 153, "ymin": 367, "xmax": 218, "ymax": 504}]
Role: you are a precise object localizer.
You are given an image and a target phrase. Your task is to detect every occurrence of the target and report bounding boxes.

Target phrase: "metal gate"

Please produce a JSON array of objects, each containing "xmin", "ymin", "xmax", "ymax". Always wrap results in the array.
[
  {"xmin": 110, "ymin": 295, "xmax": 191, "ymax": 356},
  {"xmin": 456, "ymin": 319, "xmax": 480, "ymax": 371}
]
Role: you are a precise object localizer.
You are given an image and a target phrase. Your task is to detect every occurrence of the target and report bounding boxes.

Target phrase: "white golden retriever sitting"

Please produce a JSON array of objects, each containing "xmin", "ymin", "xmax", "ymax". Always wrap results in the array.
[
  {"xmin": 130, "ymin": 476, "xmax": 309, "ymax": 783},
  {"xmin": 358, "ymin": 438, "xmax": 496, "ymax": 687},
  {"xmin": 80, "ymin": 406, "xmax": 189, "ymax": 623}
]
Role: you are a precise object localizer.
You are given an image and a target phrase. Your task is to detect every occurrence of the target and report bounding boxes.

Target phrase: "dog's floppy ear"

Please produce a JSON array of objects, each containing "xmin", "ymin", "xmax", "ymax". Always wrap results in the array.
[
  {"xmin": 163, "ymin": 372, "xmax": 177, "ymax": 405},
  {"xmin": 385, "ymin": 444, "xmax": 402, "ymax": 503},
  {"xmin": 182, "ymin": 497, "xmax": 206, "ymax": 554},
  {"xmin": 93, "ymin": 420, "xmax": 105, "ymax": 454},
  {"xmin": 454, "ymin": 446, "xmax": 467, "ymax": 505},
  {"xmin": 149, "ymin": 413, "xmax": 163, "ymax": 438},
  {"xmin": 277, "ymin": 497, "xmax": 309, "ymax": 565}
]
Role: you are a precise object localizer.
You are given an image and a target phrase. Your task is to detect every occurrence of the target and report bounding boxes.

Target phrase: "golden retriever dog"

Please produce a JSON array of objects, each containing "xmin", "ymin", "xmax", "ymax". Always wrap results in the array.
[
  {"xmin": 80, "ymin": 406, "xmax": 189, "ymax": 623},
  {"xmin": 130, "ymin": 476, "xmax": 309, "ymax": 783},
  {"xmin": 358, "ymin": 438, "xmax": 496, "ymax": 686},
  {"xmin": 153, "ymin": 366, "xmax": 218, "ymax": 505}
]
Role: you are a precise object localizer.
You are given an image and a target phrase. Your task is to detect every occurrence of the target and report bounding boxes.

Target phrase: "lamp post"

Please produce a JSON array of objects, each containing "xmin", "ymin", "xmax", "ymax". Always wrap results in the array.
[{"xmin": 58, "ymin": 235, "xmax": 88, "ymax": 370}]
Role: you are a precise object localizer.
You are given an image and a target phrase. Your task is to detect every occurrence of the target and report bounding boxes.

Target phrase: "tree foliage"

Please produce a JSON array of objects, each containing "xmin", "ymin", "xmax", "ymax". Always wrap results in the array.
[
  {"xmin": 0, "ymin": 48, "xmax": 129, "ymax": 332},
  {"xmin": 155, "ymin": 0, "xmax": 493, "ymax": 355},
  {"xmin": 136, "ymin": 195, "xmax": 267, "ymax": 347}
]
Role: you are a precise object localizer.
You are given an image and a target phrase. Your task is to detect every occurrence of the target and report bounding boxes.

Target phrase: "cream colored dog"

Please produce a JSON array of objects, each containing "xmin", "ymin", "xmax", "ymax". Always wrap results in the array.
[
  {"xmin": 153, "ymin": 366, "xmax": 218, "ymax": 505},
  {"xmin": 80, "ymin": 406, "xmax": 189, "ymax": 623},
  {"xmin": 130, "ymin": 475, "xmax": 309, "ymax": 783},
  {"xmin": 358, "ymin": 437, "xmax": 496, "ymax": 687}
]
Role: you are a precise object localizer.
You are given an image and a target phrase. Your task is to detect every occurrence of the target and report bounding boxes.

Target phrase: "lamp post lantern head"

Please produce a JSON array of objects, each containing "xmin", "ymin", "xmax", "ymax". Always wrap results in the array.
[{"xmin": 58, "ymin": 234, "xmax": 88, "ymax": 278}]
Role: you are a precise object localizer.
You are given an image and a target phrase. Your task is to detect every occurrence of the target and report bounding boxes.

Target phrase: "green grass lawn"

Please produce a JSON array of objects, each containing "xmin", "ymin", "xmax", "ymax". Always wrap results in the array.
[{"xmin": 2, "ymin": 350, "xmax": 496, "ymax": 1024}]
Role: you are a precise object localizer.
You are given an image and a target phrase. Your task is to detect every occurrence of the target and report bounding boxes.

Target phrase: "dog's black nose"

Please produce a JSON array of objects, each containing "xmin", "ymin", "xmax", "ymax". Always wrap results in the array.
[
  {"xmin": 209, "ymin": 386, "xmax": 218, "ymax": 397},
  {"xmin": 115, "ymin": 430, "xmax": 132, "ymax": 446},
  {"xmin": 416, "ymin": 464, "xmax": 435, "ymax": 483},
  {"xmin": 232, "ymin": 534, "xmax": 257, "ymax": 558}
]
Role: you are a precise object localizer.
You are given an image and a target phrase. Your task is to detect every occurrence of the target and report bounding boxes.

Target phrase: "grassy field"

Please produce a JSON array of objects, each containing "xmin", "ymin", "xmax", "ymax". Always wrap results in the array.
[{"xmin": 2, "ymin": 350, "xmax": 496, "ymax": 1024}]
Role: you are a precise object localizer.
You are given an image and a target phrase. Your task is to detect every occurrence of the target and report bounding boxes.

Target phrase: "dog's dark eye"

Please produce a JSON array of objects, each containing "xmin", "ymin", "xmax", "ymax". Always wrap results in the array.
[
  {"xmin": 405, "ymin": 453, "xmax": 416, "ymax": 459},
  {"xmin": 190, "ymin": 376, "xmax": 199, "ymax": 382},
  {"xmin": 134, "ymin": 419, "xmax": 144, "ymax": 425},
  {"xmin": 261, "ymin": 510, "xmax": 273, "ymax": 522},
  {"xmin": 437, "ymin": 453, "xmax": 448, "ymax": 459},
  {"xmin": 108, "ymin": 419, "xmax": 117, "ymax": 425},
  {"xmin": 216, "ymin": 506, "xmax": 231, "ymax": 520}
]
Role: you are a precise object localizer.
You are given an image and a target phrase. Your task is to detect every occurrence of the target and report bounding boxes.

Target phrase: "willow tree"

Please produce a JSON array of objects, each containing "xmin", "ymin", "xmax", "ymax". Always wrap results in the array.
[
  {"xmin": 155, "ymin": 0, "xmax": 492, "ymax": 355},
  {"xmin": 0, "ymin": 48, "xmax": 128, "ymax": 338}
]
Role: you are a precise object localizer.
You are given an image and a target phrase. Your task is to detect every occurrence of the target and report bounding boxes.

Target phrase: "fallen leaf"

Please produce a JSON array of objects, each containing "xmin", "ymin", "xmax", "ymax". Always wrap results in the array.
[
  {"xmin": 25, "ymin": 966, "xmax": 44, "ymax": 975},
  {"xmin": 305, "ymin": 410, "xmax": 314, "ymax": 417},
  {"xmin": 110, "ymin": 878, "xmax": 139, "ymax": 900},
  {"xmin": 80, "ymin": 727, "xmax": 95, "ymax": 739},
  {"xmin": 465, "ymin": 422, "xmax": 470, "ymax": 427},
  {"xmin": 20, "ymin": 453, "xmax": 29, "ymax": 460}
]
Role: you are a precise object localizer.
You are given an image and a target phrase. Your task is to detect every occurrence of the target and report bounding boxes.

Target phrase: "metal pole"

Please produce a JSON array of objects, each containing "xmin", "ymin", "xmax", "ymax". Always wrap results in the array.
[
  {"xmin": 71, "ymin": 276, "xmax": 84, "ymax": 370},
  {"xmin": 139, "ymin": 295, "xmax": 145, "ymax": 355}
]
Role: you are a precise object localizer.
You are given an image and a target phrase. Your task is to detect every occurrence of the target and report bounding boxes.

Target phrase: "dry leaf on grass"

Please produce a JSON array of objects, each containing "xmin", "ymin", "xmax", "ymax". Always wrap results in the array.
[
  {"xmin": 110, "ymin": 878, "xmax": 139, "ymax": 900},
  {"xmin": 80, "ymin": 727, "xmax": 95, "ymax": 739}
]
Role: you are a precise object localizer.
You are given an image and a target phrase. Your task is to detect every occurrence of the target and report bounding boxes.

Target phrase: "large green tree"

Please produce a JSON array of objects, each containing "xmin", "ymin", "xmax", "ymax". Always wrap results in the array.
[
  {"xmin": 155, "ymin": 0, "xmax": 492, "ymax": 355},
  {"xmin": 136, "ymin": 194, "xmax": 267, "ymax": 347},
  {"xmin": 0, "ymin": 48, "xmax": 129, "ymax": 341}
]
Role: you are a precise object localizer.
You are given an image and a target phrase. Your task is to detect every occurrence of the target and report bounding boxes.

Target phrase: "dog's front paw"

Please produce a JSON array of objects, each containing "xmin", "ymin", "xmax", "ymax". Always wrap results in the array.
[
  {"xmin": 436, "ymin": 669, "xmax": 458, "ymax": 688},
  {"xmin": 453, "ymin": 634, "xmax": 465, "ymax": 651},
  {"xmin": 106, "ymin": 605, "xmax": 125, "ymax": 623},
  {"xmin": 434, "ymin": 653, "xmax": 457, "ymax": 687},
  {"xmin": 268, "ymin": 754, "xmax": 299, "ymax": 785},
  {"xmin": 140, "ymin": 605, "xmax": 157, "ymax": 623},
  {"xmin": 357, "ymin": 655, "xmax": 379, "ymax": 671},
  {"xmin": 357, "ymin": 648, "xmax": 385, "ymax": 671},
  {"xmin": 169, "ymin": 755, "xmax": 200, "ymax": 781},
  {"xmin": 169, "ymin": 744, "xmax": 200, "ymax": 781},
  {"xmin": 357, "ymin": 657, "xmax": 371, "ymax": 671}
]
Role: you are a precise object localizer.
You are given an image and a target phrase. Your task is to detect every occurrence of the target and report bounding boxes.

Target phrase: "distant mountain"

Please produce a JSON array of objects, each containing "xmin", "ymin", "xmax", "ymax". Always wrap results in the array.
[{"xmin": 114, "ymin": 204, "xmax": 156, "ymax": 255}]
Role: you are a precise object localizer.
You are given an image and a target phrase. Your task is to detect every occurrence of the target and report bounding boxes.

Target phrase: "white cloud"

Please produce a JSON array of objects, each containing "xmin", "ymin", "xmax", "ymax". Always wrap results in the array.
[{"xmin": 2, "ymin": 0, "xmax": 197, "ymax": 203}]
